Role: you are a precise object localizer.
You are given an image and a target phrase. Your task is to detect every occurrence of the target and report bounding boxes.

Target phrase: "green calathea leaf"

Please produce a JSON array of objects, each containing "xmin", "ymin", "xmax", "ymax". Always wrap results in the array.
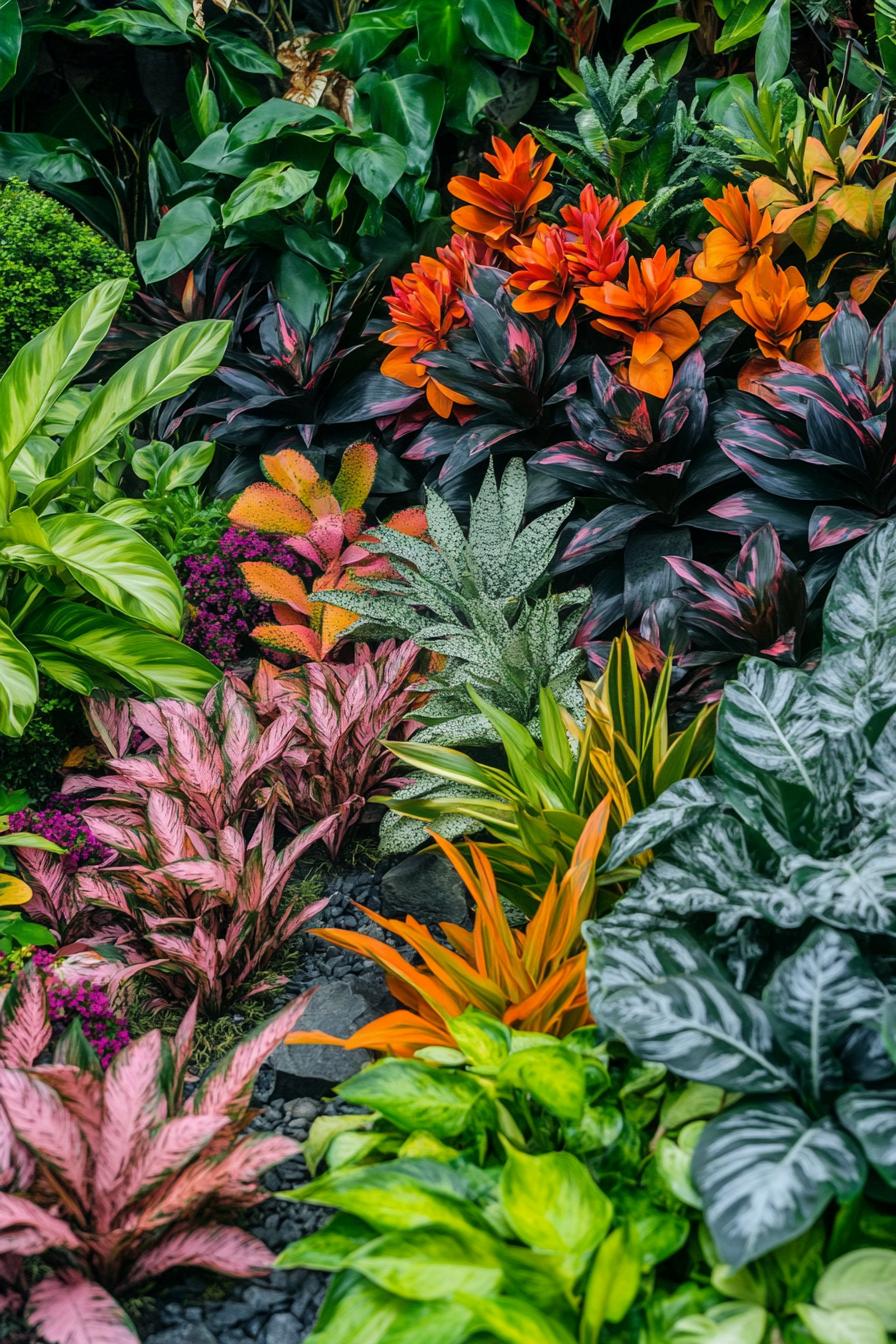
[
  {"xmin": 221, "ymin": 162, "xmax": 319, "ymax": 228},
  {"xmin": 334, "ymin": 133, "xmax": 407, "ymax": 201},
  {"xmin": 813, "ymin": 1248, "xmax": 896, "ymax": 1329},
  {"xmin": 762, "ymin": 930, "xmax": 886, "ymax": 1102},
  {"xmin": 692, "ymin": 1101, "xmax": 867, "ymax": 1268},
  {"xmin": 135, "ymin": 196, "xmax": 218, "ymax": 284},
  {"xmin": 460, "ymin": 0, "xmax": 533, "ymax": 59},
  {"xmin": 32, "ymin": 317, "xmax": 231, "ymax": 510},
  {"xmin": 0, "ymin": 279, "xmax": 127, "ymax": 466},
  {"xmin": 835, "ymin": 1090, "xmax": 896, "ymax": 1186},
  {"xmin": 824, "ymin": 519, "xmax": 896, "ymax": 652},
  {"xmin": 23, "ymin": 599, "xmax": 219, "ymax": 701},
  {"xmin": 335, "ymin": 1059, "xmax": 495, "ymax": 1139},
  {"xmin": 0, "ymin": 615, "xmax": 38, "ymax": 735},
  {"xmin": 797, "ymin": 1303, "xmax": 887, "ymax": 1344},
  {"xmin": 714, "ymin": 659, "xmax": 823, "ymax": 824},
  {"xmin": 39, "ymin": 513, "xmax": 183, "ymax": 634},
  {"xmin": 601, "ymin": 777, "xmax": 722, "ymax": 871},
  {"xmin": 597, "ymin": 971, "xmax": 795, "ymax": 1094}
]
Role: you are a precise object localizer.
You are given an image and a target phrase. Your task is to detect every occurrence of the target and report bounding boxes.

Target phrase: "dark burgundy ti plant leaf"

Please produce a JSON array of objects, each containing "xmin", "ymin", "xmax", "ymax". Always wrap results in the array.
[{"xmin": 713, "ymin": 299, "xmax": 896, "ymax": 561}]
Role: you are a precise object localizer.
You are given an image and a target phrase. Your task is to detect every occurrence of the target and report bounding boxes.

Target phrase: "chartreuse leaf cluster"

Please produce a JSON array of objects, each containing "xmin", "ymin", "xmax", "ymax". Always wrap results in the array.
[
  {"xmin": 0, "ymin": 280, "xmax": 226, "ymax": 735},
  {"xmin": 277, "ymin": 1009, "xmax": 703, "ymax": 1344},
  {"xmin": 585, "ymin": 520, "xmax": 896, "ymax": 1271}
]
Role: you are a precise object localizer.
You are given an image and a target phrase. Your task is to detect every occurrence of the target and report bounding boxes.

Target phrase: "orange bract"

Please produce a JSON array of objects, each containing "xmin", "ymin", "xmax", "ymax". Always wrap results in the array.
[
  {"xmin": 507, "ymin": 223, "xmax": 577, "ymax": 324},
  {"xmin": 284, "ymin": 802, "xmax": 610, "ymax": 1056},
  {"xmin": 560, "ymin": 185, "xmax": 645, "ymax": 239},
  {"xmin": 730, "ymin": 255, "xmax": 834, "ymax": 364},
  {"xmin": 379, "ymin": 234, "xmax": 493, "ymax": 418},
  {"xmin": 694, "ymin": 184, "xmax": 775, "ymax": 287},
  {"xmin": 581, "ymin": 246, "xmax": 701, "ymax": 397},
  {"xmin": 448, "ymin": 134, "xmax": 555, "ymax": 252}
]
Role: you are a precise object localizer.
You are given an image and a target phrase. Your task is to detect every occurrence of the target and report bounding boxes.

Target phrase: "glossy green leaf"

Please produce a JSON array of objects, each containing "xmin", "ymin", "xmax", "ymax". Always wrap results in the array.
[
  {"xmin": 714, "ymin": 0, "xmax": 773, "ymax": 52},
  {"xmin": 348, "ymin": 1226, "xmax": 504, "ymax": 1300},
  {"xmin": 814, "ymin": 1249, "xmax": 896, "ymax": 1329},
  {"xmin": 136, "ymin": 196, "xmax": 217, "ymax": 283},
  {"xmin": 0, "ymin": 615, "xmax": 38, "ymax": 736},
  {"xmin": 40, "ymin": 513, "xmax": 183, "ymax": 633},
  {"xmin": 755, "ymin": 0, "xmax": 791, "ymax": 84},
  {"xmin": 416, "ymin": 0, "xmax": 463, "ymax": 62},
  {"xmin": 499, "ymin": 1147, "xmax": 612, "ymax": 1259},
  {"xmin": 369, "ymin": 75, "xmax": 445, "ymax": 177},
  {"xmin": 221, "ymin": 162, "xmax": 318, "ymax": 228},
  {"xmin": 496, "ymin": 1045, "xmax": 585, "ymax": 1121},
  {"xmin": 336, "ymin": 1058, "xmax": 495, "ymax": 1139},
  {"xmin": 0, "ymin": 280, "xmax": 127, "ymax": 466},
  {"xmin": 458, "ymin": 1295, "xmax": 576, "ymax": 1344},
  {"xmin": 334, "ymin": 134, "xmax": 407, "ymax": 201},
  {"xmin": 211, "ymin": 31, "xmax": 284, "ymax": 76},
  {"xmin": 33, "ymin": 318, "xmax": 230, "ymax": 508},
  {"xmin": 0, "ymin": 0, "xmax": 22, "ymax": 91},
  {"xmin": 67, "ymin": 6, "xmax": 190, "ymax": 44},
  {"xmin": 797, "ymin": 1304, "xmax": 887, "ymax": 1344},
  {"xmin": 625, "ymin": 18, "xmax": 699, "ymax": 52},
  {"xmin": 24, "ymin": 600, "xmax": 219, "ymax": 701},
  {"xmin": 460, "ymin": 0, "xmax": 533, "ymax": 58},
  {"xmin": 290, "ymin": 1159, "xmax": 488, "ymax": 1237}
]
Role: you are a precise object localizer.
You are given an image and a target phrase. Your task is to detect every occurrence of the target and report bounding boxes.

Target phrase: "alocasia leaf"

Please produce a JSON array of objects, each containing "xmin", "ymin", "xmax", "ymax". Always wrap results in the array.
[
  {"xmin": 597, "ymin": 973, "xmax": 795, "ymax": 1093},
  {"xmin": 692, "ymin": 1101, "xmax": 866, "ymax": 1268},
  {"xmin": 835, "ymin": 1090, "xmax": 896, "ymax": 1186},
  {"xmin": 762, "ymin": 930, "xmax": 886, "ymax": 1101},
  {"xmin": 824, "ymin": 518, "xmax": 896, "ymax": 652}
]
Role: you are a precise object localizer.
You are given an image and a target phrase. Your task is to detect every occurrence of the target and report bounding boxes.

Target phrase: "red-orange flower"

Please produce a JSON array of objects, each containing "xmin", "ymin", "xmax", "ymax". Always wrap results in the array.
[
  {"xmin": 694, "ymin": 184, "xmax": 781, "ymax": 326},
  {"xmin": 507, "ymin": 223, "xmax": 577, "ymax": 324},
  {"xmin": 379, "ymin": 248, "xmax": 470, "ymax": 419},
  {"xmin": 448, "ymin": 134, "xmax": 555, "ymax": 252},
  {"xmin": 581, "ymin": 246, "xmax": 702, "ymax": 397},
  {"xmin": 560, "ymin": 185, "xmax": 645, "ymax": 238},
  {"xmin": 730, "ymin": 256, "xmax": 834, "ymax": 362}
]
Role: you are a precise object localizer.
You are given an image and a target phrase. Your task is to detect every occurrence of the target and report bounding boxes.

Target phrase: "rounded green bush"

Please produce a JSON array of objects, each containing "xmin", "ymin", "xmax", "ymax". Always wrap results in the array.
[{"xmin": 0, "ymin": 179, "xmax": 136, "ymax": 366}]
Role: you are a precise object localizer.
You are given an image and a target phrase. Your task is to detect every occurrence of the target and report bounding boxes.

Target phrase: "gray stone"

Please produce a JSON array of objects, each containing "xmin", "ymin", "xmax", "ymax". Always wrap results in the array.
[
  {"xmin": 264, "ymin": 1312, "xmax": 303, "ymax": 1344},
  {"xmin": 379, "ymin": 850, "xmax": 469, "ymax": 926},
  {"xmin": 269, "ymin": 981, "xmax": 377, "ymax": 1099},
  {"xmin": 145, "ymin": 1329, "xmax": 218, "ymax": 1344}
]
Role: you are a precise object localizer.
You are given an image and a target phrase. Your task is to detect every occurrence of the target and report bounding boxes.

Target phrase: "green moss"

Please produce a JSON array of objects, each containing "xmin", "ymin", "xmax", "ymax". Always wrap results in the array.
[
  {"xmin": 0, "ymin": 682, "xmax": 86, "ymax": 801},
  {"xmin": 0, "ymin": 179, "xmax": 135, "ymax": 366}
]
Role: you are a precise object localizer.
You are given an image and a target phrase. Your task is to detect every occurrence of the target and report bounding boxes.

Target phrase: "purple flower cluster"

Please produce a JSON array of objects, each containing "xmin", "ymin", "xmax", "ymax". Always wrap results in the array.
[
  {"xmin": 46, "ymin": 978, "xmax": 131, "ymax": 1069},
  {"xmin": 9, "ymin": 796, "xmax": 112, "ymax": 872},
  {"xmin": 180, "ymin": 526, "xmax": 308, "ymax": 669}
]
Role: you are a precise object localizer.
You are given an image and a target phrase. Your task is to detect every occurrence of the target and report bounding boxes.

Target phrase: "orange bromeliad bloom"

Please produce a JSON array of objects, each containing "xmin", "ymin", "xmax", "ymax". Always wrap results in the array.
[
  {"xmin": 560, "ymin": 184, "xmax": 645, "ymax": 238},
  {"xmin": 694, "ymin": 184, "xmax": 780, "ymax": 326},
  {"xmin": 379, "ymin": 237, "xmax": 484, "ymax": 418},
  {"xmin": 730, "ymin": 256, "xmax": 834, "ymax": 363},
  {"xmin": 581, "ymin": 246, "xmax": 701, "ymax": 397},
  {"xmin": 448, "ymin": 134, "xmax": 555, "ymax": 251},
  {"xmin": 507, "ymin": 223, "xmax": 577, "ymax": 324}
]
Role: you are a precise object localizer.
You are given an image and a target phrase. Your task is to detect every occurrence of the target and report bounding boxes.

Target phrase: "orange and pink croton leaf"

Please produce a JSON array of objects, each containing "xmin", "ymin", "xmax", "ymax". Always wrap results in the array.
[{"xmin": 229, "ymin": 440, "xmax": 427, "ymax": 661}]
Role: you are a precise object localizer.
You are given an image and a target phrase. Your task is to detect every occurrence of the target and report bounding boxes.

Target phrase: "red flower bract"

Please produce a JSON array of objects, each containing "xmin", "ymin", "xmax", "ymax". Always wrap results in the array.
[{"xmin": 448, "ymin": 134, "xmax": 555, "ymax": 252}]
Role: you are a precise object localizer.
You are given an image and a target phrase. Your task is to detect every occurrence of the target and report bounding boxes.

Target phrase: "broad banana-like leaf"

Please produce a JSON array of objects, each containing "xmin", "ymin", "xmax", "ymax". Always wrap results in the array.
[
  {"xmin": 0, "ymin": 279, "xmax": 127, "ymax": 467},
  {"xmin": 0, "ymin": 614, "xmax": 39, "ymax": 736},
  {"xmin": 31, "ymin": 317, "xmax": 231, "ymax": 510},
  {"xmin": 41, "ymin": 513, "xmax": 182, "ymax": 635},
  {"xmin": 24, "ymin": 600, "xmax": 219, "ymax": 701}
]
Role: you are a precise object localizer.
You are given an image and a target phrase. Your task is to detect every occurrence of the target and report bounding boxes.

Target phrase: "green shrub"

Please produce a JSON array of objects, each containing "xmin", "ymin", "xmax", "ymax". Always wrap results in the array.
[
  {"xmin": 0, "ymin": 179, "xmax": 135, "ymax": 366},
  {"xmin": 0, "ymin": 683, "xmax": 85, "ymax": 799}
]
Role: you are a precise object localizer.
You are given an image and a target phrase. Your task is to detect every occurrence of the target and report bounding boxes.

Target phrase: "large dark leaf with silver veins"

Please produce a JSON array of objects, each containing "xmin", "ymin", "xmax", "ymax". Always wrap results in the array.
[{"xmin": 836, "ymin": 1089, "xmax": 896, "ymax": 1187}]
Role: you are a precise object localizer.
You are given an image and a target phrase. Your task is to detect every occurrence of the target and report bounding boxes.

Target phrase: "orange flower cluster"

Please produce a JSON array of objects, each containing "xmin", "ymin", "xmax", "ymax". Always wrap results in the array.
[
  {"xmin": 448, "ymin": 134, "xmax": 555, "ymax": 251},
  {"xmin": 582, "ymin": 246, "xmax": 702, "ymax": 397},
  {"xmin": 380, "ymin": 233, "xmax": 494, "ymax": 417},
  {"xmin": 505, "ymin": 187, "xmax": 640, "ymax": 326}
]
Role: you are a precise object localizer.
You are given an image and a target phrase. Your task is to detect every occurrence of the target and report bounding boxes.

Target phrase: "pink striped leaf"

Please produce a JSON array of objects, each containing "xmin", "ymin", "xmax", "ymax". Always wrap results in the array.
[
  {"xmin": 0, "ymin": 1069, "xmax": 90, "ymax": 1208},
  {"xmin": 0, "ymin": 1192, "xmax": 81, "ymax": 1255},
  {"xmin": 187, "ymin": 994, "xmax": 313, "ymax": 1118},
  {"xmin": 117, "ymin": 1114, "xmax": 227, "ymax": 1214},
  {"xmin": 27, "ymin": 1272, "xmax": 139, "ymax": 1344},
  {"xmin": 0, "ymin": 970, "xmax": 51, "ymax": 1067},
  {"xmin": 145, "ymin": 791, "xmax": 188, "ymax": 867},
  {"xmin": 122, "ymin": 1224, "xmax": 274, "ymax": 1288},
  {"xmin": 94, "ymin": 1033, "xmax": 166, "ymax": 1211}
]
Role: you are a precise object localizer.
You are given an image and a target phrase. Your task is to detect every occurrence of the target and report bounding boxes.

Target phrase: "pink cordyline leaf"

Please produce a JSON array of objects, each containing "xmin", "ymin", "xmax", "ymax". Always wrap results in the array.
[
  {"xmin": 0, "ymin": 1108, "xmax": 35, "ymax": 1189},
  {"xmin": 0, "ymin": 1069, "xmax": 90, "ymax": 1209},
  {"xmin": 145, "ymin": 791, "xmax": 188, "ymax": 866},
  {"xmin": 83, "ymin": 694, "xmax": 135, "ymax": 759},
  {"xmin": 94, "ymin": 1032, "xmax": 166, "ymax": 1214},
  {"xmin": 34, "ymin": 1066, "xmax": 104, "ymax": 1152},
  {"xmin": 0, "ymin": 971, "xmax": 51, "ymax": 1068},
  {"xmin": 156, "ymin": 858, "xmax": 236, "ymax": 893},
  {"xmin": 119, "ymin": 1114, "xmax": 228, "ymax": 1212},
  {"xmin": 172, "ymin": 997, "xmax": 198, "ymax": 1083},
  {"xmin": 28, "ymin": 1272, "xmax": 139, "ymax": 1344},
  {"xmin": 188, "ymin": 993, "xmax": 314, "ymax": 1119},
  {"xmin": 207, "ymin": 1132, "xmax": 300, "ymax": 1205},
  {"xmin": 104, "ymin": 756, "xmax": 169, "ymax": 791},
  {"xmin": 72, "ymin": 872, "xmax": 132, "ymax": 916},
  {"xmin": 0, "ymin": 1192, "xmax": 81, "ymax": 1256},
  {"xmin": 123, "ymin": 1223, "xmax": 275, "ymax": 1288}
]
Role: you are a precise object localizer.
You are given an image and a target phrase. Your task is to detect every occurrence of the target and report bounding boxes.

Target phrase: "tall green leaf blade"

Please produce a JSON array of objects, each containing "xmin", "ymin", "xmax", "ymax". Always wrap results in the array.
[
  {"xmin": 0, "ymin": 0, "xmax": 22, "ymax": 90},
  {"xmin": 33, "ymin": 318, "xmax": 231, "ymax": 509},
  {"xmin": 0, "ymin": 279, "xmax": 128, "ymax": 466},
  {"xmin": 0, "ymin": 615, "xmax": 38, "ymax": 736},
  {"xmin": 40, "ymin": 514, "xmax": 183, "ymax": 634}
]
